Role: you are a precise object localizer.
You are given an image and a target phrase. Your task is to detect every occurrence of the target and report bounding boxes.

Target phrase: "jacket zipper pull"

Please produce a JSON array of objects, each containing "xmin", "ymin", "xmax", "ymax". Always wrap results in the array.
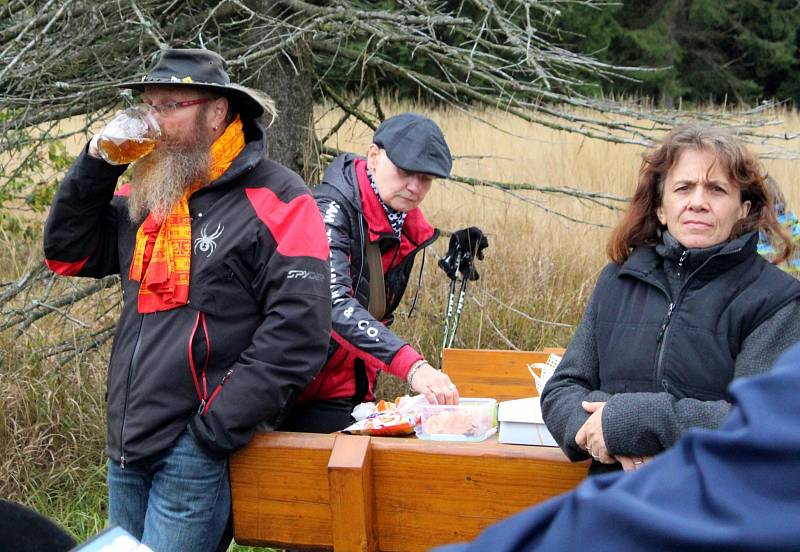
[
  {"xmin": 221, "ymin": 368, "xmax": 234, "ymax": 385},
  {"xmin": 120, "ymin": 455, "xmax": 126, "ymax": 470},
  {"xmin": 200, "ymin": 370, "xmax": 236, "ymax": 416},
  {"xmin": 657, "ymin": 302, "xmax": 675, "ymax": 342},
  {"xmin": 676, "ymin": 250, "xmax": 688, "ymax": 278}
]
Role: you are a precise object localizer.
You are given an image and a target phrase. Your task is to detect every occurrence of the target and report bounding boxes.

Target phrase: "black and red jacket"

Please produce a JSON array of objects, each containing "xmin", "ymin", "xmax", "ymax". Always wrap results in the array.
[
  {"xmin": 43, "ymin": 119, "xmax": 331, "ymax": 463},
  {"xmin": 298, "ymin": 153, "xmax": 439, "ymax": 404}
]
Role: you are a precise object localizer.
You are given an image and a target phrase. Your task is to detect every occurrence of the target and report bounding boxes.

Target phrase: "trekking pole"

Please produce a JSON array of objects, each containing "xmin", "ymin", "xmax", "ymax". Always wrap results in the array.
[
  {"xmin": 446, "ymin": 275, "xmax": 469, "ymax": 348},
  {"xmin": 440, "ymin": 251, "xmax": 462, "ymax": 363},
  {"xmin": 437, "ymin": 227, "xmax": 489, "ymax": 363},
  {"xmin": 441, "ymin": 272, "xmax": 458, "ymax": 353}
]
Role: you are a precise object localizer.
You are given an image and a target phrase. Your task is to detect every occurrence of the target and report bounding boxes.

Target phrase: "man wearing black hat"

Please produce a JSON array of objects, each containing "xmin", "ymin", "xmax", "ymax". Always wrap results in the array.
[
  {"xmin": 43, "ymin": 49, "xmax": 331, "ymax": 551},
  {"xmin": 280, "ymin": 112, "xmax": 459, "ymax": 433}
]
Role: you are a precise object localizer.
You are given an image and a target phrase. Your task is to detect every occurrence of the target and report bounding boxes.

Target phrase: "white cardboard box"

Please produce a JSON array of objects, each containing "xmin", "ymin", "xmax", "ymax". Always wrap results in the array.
[{"xmin": 497, "ymin": 397, "xmax": 558, "ymax": 447}]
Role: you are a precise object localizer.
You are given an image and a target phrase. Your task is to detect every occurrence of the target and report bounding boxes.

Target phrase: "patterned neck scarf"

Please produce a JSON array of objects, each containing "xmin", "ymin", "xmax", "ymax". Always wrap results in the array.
[
  {"xmin": 366, "ymin": 168, "xmax": 406, "ymax": 238},
  {"xmin": 128, "ymin": 115, "xmax": 246, "ymax": 313}
]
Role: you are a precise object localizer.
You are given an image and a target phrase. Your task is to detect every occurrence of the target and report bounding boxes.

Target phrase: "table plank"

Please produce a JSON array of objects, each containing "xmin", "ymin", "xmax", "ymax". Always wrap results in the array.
[
  {"xmin": 230, "ymin": 432, "xmax": 336, "ymax": 549},
  {"xmin": 369, "ymin": 436, "xmax": 587, "ymax": 551},
  {"xmin": 329, "ymin": 434, "xmax": 377, "ymax": 551}
]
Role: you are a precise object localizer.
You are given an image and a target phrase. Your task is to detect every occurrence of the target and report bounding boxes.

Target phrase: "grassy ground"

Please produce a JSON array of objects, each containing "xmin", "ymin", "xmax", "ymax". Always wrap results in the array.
[{"xmin": 1, "ymin": 102, "xmax": 798, "ymax": 549}]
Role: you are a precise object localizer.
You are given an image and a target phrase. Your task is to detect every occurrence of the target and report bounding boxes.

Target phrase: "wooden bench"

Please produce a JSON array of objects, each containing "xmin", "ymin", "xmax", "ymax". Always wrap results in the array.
[{"xmin": 230, "ymin": 348, "xmax": 584, "ymax": 551}]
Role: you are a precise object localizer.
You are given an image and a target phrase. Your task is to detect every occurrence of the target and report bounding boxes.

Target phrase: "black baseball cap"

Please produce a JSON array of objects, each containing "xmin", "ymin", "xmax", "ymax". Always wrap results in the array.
[{"xmin": 372, "ymin": 113, "xmax": 452, "ymax": 178}]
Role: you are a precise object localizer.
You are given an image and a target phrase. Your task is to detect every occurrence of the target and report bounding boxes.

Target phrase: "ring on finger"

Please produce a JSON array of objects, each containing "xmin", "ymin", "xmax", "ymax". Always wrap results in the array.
[{"xmin": 447, "ymin": 384, "xmax": 457, "ymax": 390}]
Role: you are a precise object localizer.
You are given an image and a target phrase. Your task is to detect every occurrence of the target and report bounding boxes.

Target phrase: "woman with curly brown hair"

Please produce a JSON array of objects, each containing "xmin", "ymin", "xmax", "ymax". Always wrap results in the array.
[{"xmin": 541, "ymin": 125, "xmax": 800, "ymax": 475}]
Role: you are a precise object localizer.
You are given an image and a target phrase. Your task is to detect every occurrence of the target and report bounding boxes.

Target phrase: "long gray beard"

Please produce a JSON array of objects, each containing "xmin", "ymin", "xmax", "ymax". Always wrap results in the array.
[{"xmin": 127, "ymin": 143, "xmax": 212, "ymax": 224}]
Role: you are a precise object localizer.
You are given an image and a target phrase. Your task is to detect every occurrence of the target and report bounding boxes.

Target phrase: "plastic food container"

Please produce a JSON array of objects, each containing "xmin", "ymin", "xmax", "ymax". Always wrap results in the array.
[{"xmin": 414, "ymin": 398, "xmax": 497, "ymax": 442}]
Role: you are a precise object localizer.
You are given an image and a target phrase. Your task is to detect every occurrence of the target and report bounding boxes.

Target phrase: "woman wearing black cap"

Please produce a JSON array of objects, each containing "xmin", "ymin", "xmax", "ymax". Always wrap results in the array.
[{"xmin": 279, "ymin": 112, "xmax": 460, "ymax": 433}]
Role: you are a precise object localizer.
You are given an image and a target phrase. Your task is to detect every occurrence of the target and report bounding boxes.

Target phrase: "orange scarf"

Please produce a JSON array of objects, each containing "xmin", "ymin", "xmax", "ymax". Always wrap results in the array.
[{"xmin": 129, "ymin": 116, "xmax": 246, "ymax": 313}]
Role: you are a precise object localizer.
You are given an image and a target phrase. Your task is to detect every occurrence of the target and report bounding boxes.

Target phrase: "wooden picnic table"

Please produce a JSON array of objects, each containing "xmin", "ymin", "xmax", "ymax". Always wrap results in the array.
[{"xmin": 230, "ymin": 349, "xmax": 589, "ymax": 551}]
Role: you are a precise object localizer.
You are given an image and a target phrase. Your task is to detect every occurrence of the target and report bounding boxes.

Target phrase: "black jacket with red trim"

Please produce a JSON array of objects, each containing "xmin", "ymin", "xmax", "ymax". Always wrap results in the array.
[
  {"xmin": 43, "ymin": 119, "xmax": 331, "ymax": 463},
  {"xmin": 298, "ymin": 153, "xmax": 439, "ymax": 404}
]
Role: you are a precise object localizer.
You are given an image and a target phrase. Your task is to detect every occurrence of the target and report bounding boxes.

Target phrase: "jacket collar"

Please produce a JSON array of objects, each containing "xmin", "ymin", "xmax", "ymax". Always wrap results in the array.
[
  {"xmin": 201, "ymin": 118, "xmax": 267, "ymax": 190},
  {"xmin": 655, "ymin": 230, "xmax": 729, "ymax": 274},
  {"xmin": 355, "ymin": 158, "xmax": 398, "ymax": 241},
  {"xmin": 622, "ymin": 231, "xmax": 759, "ymax": 281}
]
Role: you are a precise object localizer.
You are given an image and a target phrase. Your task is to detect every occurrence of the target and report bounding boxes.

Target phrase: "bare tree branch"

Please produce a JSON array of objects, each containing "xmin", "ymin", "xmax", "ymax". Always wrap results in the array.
[{"xmin": 1, "ymin": 0, "xmax": 796, "ymax": 347}]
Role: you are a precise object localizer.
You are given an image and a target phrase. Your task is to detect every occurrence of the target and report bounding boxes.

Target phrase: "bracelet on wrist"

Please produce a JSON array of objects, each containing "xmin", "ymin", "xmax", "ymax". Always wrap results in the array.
[{"xmin": 406, "ymin": 359, "xmax": 427, "ymax": 387}]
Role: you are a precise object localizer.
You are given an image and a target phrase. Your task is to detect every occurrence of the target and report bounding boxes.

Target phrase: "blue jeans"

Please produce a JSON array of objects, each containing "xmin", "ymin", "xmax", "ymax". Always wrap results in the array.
[{"xmin": 107, "ymin": 429, "xmax": 230, "ymax": 552}]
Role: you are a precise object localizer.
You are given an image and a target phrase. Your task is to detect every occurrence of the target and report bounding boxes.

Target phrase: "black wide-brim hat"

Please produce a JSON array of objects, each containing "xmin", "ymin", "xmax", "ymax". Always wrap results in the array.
[{"xmin": 118, "ymin": 48, "xmax": 266, "ymax": 119}]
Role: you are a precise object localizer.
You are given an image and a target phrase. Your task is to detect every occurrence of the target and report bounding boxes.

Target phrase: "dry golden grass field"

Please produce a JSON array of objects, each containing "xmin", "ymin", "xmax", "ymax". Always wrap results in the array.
[
  {"xmin": 1, "ymin": 102, "xmax": 798, "ymax": 547},
  {"xmin": 316, "ymin": 104, "xmax": 800, "ymax": 367}
]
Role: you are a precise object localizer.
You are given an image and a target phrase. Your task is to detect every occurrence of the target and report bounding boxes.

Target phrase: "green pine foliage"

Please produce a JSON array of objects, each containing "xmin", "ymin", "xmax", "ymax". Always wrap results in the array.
[
  {"xmin": 556, "ymin": 0, "xmax": 800, "ymax": 105},
  {"xmin": 334, "ymin": 1, "xmax": 800, "ymax": 106}
]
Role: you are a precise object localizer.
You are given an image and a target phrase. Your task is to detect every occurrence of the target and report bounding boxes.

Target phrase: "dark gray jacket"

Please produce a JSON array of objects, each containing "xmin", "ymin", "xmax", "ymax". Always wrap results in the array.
[{"xmin": 541, "ymin": 232, "xmax": 800, "ymax": 469}]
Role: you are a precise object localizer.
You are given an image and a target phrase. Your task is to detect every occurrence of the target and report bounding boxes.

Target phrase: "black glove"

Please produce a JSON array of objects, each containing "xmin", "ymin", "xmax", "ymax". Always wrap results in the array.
[{"xmin": 438, "ymin": 227, "xmax": 489, "ymax": 281}]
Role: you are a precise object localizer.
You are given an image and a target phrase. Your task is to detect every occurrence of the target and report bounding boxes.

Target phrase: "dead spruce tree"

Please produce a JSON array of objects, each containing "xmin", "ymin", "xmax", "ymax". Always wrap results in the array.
[{"xmin": 0, "ymin": 0, "xmax": 796, "ymax": 354}]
